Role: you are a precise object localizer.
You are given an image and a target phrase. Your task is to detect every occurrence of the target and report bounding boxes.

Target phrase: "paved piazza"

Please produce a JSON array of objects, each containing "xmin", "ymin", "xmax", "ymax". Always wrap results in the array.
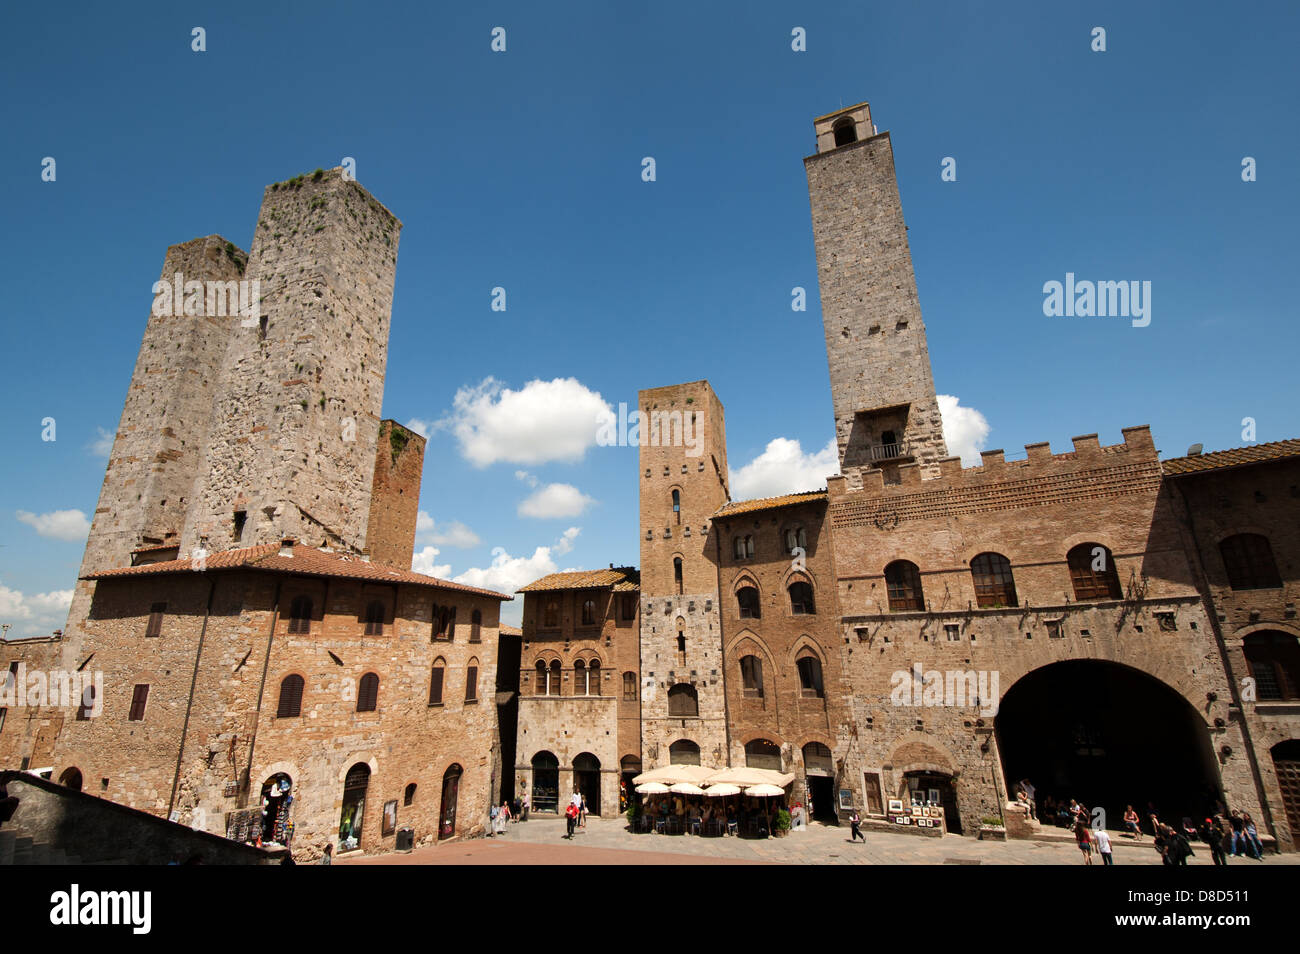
[{"xmin": 340, "ymin": 816, "xmax": 1300, "ymax": 866}]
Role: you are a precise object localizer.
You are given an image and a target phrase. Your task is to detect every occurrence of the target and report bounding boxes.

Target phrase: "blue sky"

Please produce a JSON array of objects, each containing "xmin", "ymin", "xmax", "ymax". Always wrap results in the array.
[{"xmin": 2, "ymin": 1, "xmax": 1297, "ymax": 633}]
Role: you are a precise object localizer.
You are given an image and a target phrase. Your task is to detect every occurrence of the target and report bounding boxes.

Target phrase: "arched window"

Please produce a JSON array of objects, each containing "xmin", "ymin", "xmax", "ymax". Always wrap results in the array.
[
  {"xmin": 744, "ymin": 738, "xmax": 782, "ymax": 771},
  {"xmin": 535, "ymin": 660, "xmax": 547, "ymax": 695},
  {"xmin": 669, "ymin": 739, "xmax": 701, "ymax": 765},
  {"xmin": 737, "ymin": 585, "xmax": 761, "ymax": 619},
  {"xmin": 673, "ymin": 557, "xmax": 683, "ymax": 595},
  {"xmin": 784, "ymin": 527, "xmax": 807, "ymax": 554},
  {"xmin": 429, "ymin": 658, "xmax": 446, "ymax": 706},
  {"xmin": 833, "ymin": 117, "xmax": 857, "ymax": 147},
  {"xmin": 550, "ymin": 659, "xmax": 562, "ymax": 696},
  {"xmin": 1244, "ymin": 632, "xmax": 1300, "ymax": 700},
  {"xmin": 796, "ymin": 650, "xmax": 824, "ymax": 698},
  {"xmin": 432, "ymin": 604, "xmax": 453, "ymax": 641},
  {"xmin": 667, "ymin": 683, "xmax": 699, "ymax": 717},
  {"xmin": 582, "ymin": 599, "xmax": 597, "ymax": 626},
  {"xmin": 1220, "ymin": 534, "xmax": 1282, "ymax": 590},
  {"xmin": 575, "ymin": 659, "xmax": 588, "ymax": 695},
  {"xmin": 672, "ymin": 489, "xmax": 681, "ymax": 522},
  {"xmin": 885, "ymin": 560, "xmax": 924, "ymax": 611},
  {"xmin": 357, "ymin": 672, "xmax": 379, "ymax": 712},
  {"xmin": 465, "ymin": 659, "xmax": 479, "ymax": 702},
  {"xmin": 544, "ymin": 600, "xmax": 559, "ymax": 628},
  {"xmin": 276, "ymin": 674, "xmax": 305, "ymax": 718},
  {"xmin": 470, "ymin": 608, "xmax": 482, "ymax": 642},
  {"xmin": 622, "ymin": 671, "xmax": 636, "ymax": 701},
  {"xmin": 404, "ymin": 783, "xmax": 417, "ymax": 807},
  {"xmin": 971, "ymin": 552, "xmax": 1017, "ymax": 608},
  {"xmin": 1067, "ymin": 544, "xmax": 1122, "ymax": 600},
  {"xmin": 740, "ymin": 654, "xmax": 763, "ymax": 697},
  {"xmin": 288, "ymin": 595, "xmax": 312, "ymax": 634},
  {"xmin": 789, "ymin": 580, "xmax": 815, "ymax": 615},
  {"xmin": 589, "ymin": 659, "xmax": 601, "ymax": 696},
  {"xmin": 363, "ymin": 600, "xmax": 385, "ymax": 635}
]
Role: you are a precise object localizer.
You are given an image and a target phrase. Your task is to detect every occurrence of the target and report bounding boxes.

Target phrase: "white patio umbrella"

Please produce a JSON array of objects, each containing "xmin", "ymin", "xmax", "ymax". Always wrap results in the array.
[
  {"xmin": 669, "ymin": 782, "xmax": 706, "ymax": 795},
  {"xmin": 746, "ymin": 783, "xmax": 786, "ymax": 797},
  {"xmin": 636, "ymin": 782, "xmax": 671, "ymax": 794},
  {"xmin": 704, "ymin": 784, "xmax": 741, "ymax": 797}
]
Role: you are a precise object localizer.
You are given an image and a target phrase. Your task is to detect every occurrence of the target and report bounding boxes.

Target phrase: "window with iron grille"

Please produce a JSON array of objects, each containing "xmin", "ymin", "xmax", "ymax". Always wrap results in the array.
[
  {"xmin": 971, "ymin": 552, "xmax": 1017, "ymax": 608},
  {"xmin": 465, "ymin": 663, "xmax": 479, "ymax": 703},
  {"xmin": 357, "ymin": 672, "xmax": 379, "ymax": 712},
  {"xmin": 277, "ymin": 675, "xmax": 304, "ymax": 717},
  {"xmin": 429, "ymin": 661, "xmax": 445, "ymax": 705},
  {"xmin": 885, "ymin": 561, "xmax": 924, "ymax": 611},
  {"xmin": 1066, "ymin": 544, "xmax": 1122, "ymax": 600},
  {"xmin": 737, "ymin": 586, "xmax": 761, "ymax": 619},
  {"xmin": 128, "ymin": 684, "xmax": 149, "ymax": 721},
  {"xmin": 470, "ymin": 608, "xmax": 482, "ymax": 643},
  {"xmin": 1220, "ymin": 534, "xmax": 1282, "ymax": 590},
  {"xmin": 288, "ymin": 596, "xmax": 312, "ymax": 634},
  {"xmin": 740, "ymin": 654, "xmax": 764, "ymax": 697},
  {"xmin": 789, "ymin": 581, "xmax": 815, "ymax": 615},
  {"xmin": 622, "ymin": 671, "xmax": 636, "ymax": 700},
  {"xmin": 145, "ymin": 602, "xmax": 166, "ymax": 638},
  {"xmin": 363, "ymin": 600, "xmax": 385, "ymax": 636},
  {"xmin": 667, "ymin": 683, "xmax": 698, "ymax": 717},
  {"xmin": 1244, "ymin": 632, "xmax": 1300, "ymax": 700}
]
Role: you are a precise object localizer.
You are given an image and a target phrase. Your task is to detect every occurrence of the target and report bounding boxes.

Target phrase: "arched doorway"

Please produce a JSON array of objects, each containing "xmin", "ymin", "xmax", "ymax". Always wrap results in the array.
[
  {"xmin": 1272, "ymin": 740, "xmax": 1300, "ymax": 843},
  {"xmin": 802, "ymin": 742, "xmax": 837, "ymax": 823},
  {"xmin": 745, "ymin": 738, "xmax": 782, "ymax": 771},
  {"xmin": 531, "ymin": 751, "xmax": 559, "ymax": 813},
  {"xmin": 439, "ymin": 764, "xmax": 462, "ymax": 839},
  {"xmin": 996, "ymin": 660, "xmax": 1220, "ymax": 832},
  {"xmin": 903, "ymin": 771, "xmax": 963, "ymax": 835},
  {"xmin": 574, "ymin": 752, "xmax": 601, "ymax": 815},
  {"xmin": 620, "ymin": 755, "xmax": 641, "ymax": 813},
  {"xmin": 259, "ymin": 772, "xmax": 293, "ymax": 845},
  {"xmin": 58, "ymin": 767, "xmax": 82, "ymax": 791},
  {"xmin": 338, "ymin": 763, "xmax": 370, "ymax": 852}
]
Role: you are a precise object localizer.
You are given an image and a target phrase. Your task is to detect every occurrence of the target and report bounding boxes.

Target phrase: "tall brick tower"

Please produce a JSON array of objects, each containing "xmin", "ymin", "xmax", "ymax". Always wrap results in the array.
[
  {"xmin": 805, "ymin": 102, "xmax": 948, "ymax": 485},
  {"xmin": 180, "ymin": 170, "xmax": 402, "ymax": 556},
  {"xmin": 63, "ymin": 235, "xmax": 247, "ymax": 651},
  {"xmin": 638, "ymin": 381, "xmax": 731, "ymax": 769}
]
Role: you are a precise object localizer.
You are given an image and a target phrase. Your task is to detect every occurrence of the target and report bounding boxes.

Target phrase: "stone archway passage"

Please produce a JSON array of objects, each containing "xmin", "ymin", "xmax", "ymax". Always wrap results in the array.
[
  {"xmin": 996, "ymin": 660, "xmax": 1221, "ymax": 831},
  {"xmin": 574, "ymin": 753, "xmax": 601, "ymax": 816}
]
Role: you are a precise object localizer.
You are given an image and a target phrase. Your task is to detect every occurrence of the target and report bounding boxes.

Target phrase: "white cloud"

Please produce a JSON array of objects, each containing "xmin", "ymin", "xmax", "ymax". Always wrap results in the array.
[
  {"xmin": 411, "ymin": 546, "xmax": 452, "ymax": 579},
  {"xmin": 406, "ymin": 418, "xmax": 432, "ymax": 439},
  {"xmin": 730, "ymin": 437, "xmax": 839, "ymax": 501},
  {"xmin": 453, "ymin": 546, "xmax": 561, "ymax": 597},
  {"xmin": 441, "ymin": 377, "xmax": 615, "ymax": 467},
  {"xmin": 937, "ymin": 394, "xmax": 991, "ymax": 466},
  {"xmin": 554, "ymin": 527, "xmax": 581, "ymax": 555},
  {"xmin": 15, "ymin": 509, "xmax": 91, "ymax": 542},
  {"xmin": 415, "ymin": 512, "xmax": 481, "ymax": 548},
  {"xmin": 88, "ymin": 427, "xmax": 114, "ymax": 458},
  {"xmin": 518, "ymin": 483, "xmax": 595, "ymax": 519},
  {"xmin": 515, "ymin": 470, "xmax": 539, "ymax": 488},
  {"xmin": 0, "ymin": 582, "xmax": 73, "ymax": 638}
]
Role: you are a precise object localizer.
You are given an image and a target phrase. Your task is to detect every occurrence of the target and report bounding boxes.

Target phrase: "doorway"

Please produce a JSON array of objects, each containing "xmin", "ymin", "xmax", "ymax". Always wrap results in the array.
[
  {"xmin": 905, "ymin": 772, "xmax": 962, "ymax": 834},
  {"xmin": 531, "ymin": 751, "xmax": 559, "ymax": 813},
  {"xmin": 439, "ymin": 764, "xmax": 462, "ymax": 839},
  {"xmin": 338, "ymin": 763, "xmax": 370, "ymax": 851},
  {"xmin": 574, "ymin": 752, "xmax": 601, "ymax": 815},
  {"xmin": 802, "ymin": 742, "xmax": 837, "ymax": 823},
  {"xmin": 1273, "ymin": 740, "xmax": 1300, "ymax": 844},
  {"xmin": 260, "ymin": 773, "xmax": 293, "ymax": 845}
]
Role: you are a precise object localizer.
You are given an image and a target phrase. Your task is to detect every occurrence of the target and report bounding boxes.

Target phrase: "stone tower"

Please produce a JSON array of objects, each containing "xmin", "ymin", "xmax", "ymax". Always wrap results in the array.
[
  {"xmin": 64, "ymin": 235, "xmax": 248, "ymax": 650},
  {"xmin": 638, "ymin": 381, "xmax": 731, "ymax": 769},
  {"xmin": 364, "ymin": 420, "xmax": 426, "ymax": 568},
  {"xmin": 804, "ymin": 102, "xmax": 948, "ymax": 485},
  {"xmin": 180, "ymin": 169, "xmax": 402, "ymax": 556}
]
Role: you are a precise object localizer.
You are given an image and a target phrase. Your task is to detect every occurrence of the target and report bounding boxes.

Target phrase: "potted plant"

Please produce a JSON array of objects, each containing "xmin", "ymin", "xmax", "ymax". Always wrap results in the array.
[
  {"xmin": 773, "ymin": 808, "xmax": 792, "ymax": 837},
  {"xmin": 979, "ymin": 816, "xmax": 1007, "ymax": 840},
  {"xmin": 625, "ymin": 799, "xmax": 641, "ymax": 831}
]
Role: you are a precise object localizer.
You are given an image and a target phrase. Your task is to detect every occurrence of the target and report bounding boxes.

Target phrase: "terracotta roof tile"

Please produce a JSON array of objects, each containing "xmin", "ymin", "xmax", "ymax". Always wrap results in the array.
[
  {"xmin": 517, "ymin": 567, "xmax": 639, "ymax": 593},
  {"xmin": 1162, "ymin": 439, "xmax": 1300, "ymax": 476},
  {"xmin": 713, "ymin": 490, "xmax": 828, "ymax": 519},
  {"xmin": 86, "ymin": 543, "xmax": 511, "ymax": 600}
]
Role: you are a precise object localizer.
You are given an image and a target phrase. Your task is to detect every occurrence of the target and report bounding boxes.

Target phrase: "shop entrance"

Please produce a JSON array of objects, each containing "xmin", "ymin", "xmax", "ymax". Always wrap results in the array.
[
  {"xmin": 260, "ymin": 773, "xmax": 293, "ymax": 846},
  {"xmin": 620, "ymin": 755, "xmax": 641, "ymax": 814},
  {"xmin": 574, "ymin": 752, "xmax": 601, "ymax": 815},
  {"xmin": 439, "ymin": 764, "xmax": 462, "ymax": 839},
  {"xmin": 532, "ymin": 751, "xmax": 559, "ymax": 813},
  {"xmin": 803, "ymin": 742, "xmax": 838, "ymax": 823},
  {"xmin": 338, "ymin": 763, "xmax": 369, "ymax": 852},
  {"xmin": 904, "ymin": 771, "xmax": 962, "ymax": 834},
  {"xmin": 996, "ymin": 660, "xmax": 1220, "ymax": 831}
]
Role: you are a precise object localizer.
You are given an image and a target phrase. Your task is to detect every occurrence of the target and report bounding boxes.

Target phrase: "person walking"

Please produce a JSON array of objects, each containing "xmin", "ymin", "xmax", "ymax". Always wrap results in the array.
[
  {"xmin": 496, "ymin": 800, "xmax": 510, "ymax": 835},
  {"xmin": 849, "ymin": 809, "xmax": 865, "ymax": 843},
  {"xmin": 564, "ymin": 801, "xmax": 577, "ymax": 839},
  {"xmin": 488, "ymin": 802, "xmax": 499, "ymax": 836},
  {"xmin": 521, "ymin": 790, "xmax": 530, "ymax": 822},
  {"xmin": 1074, "ymin": 816, "xmax": 1093, "ymax": 865},
  {"xmin": 1093, "ymin": 826, "xmax": 1114, "ymax": 865}
]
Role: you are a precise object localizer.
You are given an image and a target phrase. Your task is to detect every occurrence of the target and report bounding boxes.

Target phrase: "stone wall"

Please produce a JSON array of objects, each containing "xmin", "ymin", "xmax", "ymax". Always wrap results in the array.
[
  {"xmin": 0, "ymin": 637, "xmax": 69, "ymax": 772},
  {"xmin": 366, "ymin": 420, "xmax": 426, "ymax": 568}
]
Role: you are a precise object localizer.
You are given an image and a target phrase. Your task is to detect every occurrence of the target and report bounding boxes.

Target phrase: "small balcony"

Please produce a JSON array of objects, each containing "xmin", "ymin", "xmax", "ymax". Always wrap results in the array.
[{"xmin": 869, "ymin": 441, "xmax": 912, "ymax": 462}]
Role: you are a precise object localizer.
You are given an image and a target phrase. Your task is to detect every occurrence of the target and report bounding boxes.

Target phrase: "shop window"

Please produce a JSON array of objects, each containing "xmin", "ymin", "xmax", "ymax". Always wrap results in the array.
[
  {"xmin": 277, "ymin": 674, "xmax": 305, "ymax": 717},
  {"xmin": 357, "ymin": 672, "xmax": 379, "ymax": 712}
]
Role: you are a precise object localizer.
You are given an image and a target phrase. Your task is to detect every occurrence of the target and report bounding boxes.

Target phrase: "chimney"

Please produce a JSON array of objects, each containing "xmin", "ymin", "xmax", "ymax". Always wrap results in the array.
[{"xmin": 279, "ymin": 538, "xmax": 296, "ymax": 558}]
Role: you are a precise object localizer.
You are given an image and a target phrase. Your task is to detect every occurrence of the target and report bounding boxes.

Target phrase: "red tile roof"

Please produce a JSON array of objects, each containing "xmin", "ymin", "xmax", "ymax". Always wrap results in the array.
[
  {"xmin": 713, "ymin": 490, "xmax": 828, "ymax": 518},
  {"xmin": 517, "ymin": 567, "xmax": 639, "ymax": 593},
  {"xmin": 86, "ymin": 542, "xmax": 511, "ymax": 600},
  {"xmin": 1162, "ymin": 439, "xmax": 1300, "ymax": 476}
]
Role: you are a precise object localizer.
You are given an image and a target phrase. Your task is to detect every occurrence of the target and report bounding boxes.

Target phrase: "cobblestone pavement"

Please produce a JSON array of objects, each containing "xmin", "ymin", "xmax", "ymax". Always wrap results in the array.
[{"xmin": 342, "ymin": 816, "xmax": 1300, "ymax": 865}]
